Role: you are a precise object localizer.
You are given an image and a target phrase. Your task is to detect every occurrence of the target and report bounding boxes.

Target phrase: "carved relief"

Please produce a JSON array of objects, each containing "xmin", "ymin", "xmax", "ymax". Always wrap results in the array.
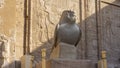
[
  {"xmin": 0, "ymin": 0, "xmax": 4, "ymax": 8},
  {"xmin": 0, "ymin": 34, "xmax": 9, "ymax": 68},
  {"xmin": 101, "ymin": 3, "xmax": 120, "ymax": 65}
]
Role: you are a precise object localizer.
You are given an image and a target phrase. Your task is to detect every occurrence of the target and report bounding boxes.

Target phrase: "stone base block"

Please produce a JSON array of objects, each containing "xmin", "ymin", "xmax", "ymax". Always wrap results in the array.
[
  {"xmin": 50, "ymin": 42, "xmax": 77, "ymax": 59},
  {"xmin": 36, "ymin": 59, "xmax": 95, "ymax": 68}
]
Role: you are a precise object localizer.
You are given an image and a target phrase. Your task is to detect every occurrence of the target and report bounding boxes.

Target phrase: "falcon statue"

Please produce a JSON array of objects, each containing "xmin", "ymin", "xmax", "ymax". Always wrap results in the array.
[{"xmin": 51, "ymin": 10, "xmax": 82, "ymax": 53}]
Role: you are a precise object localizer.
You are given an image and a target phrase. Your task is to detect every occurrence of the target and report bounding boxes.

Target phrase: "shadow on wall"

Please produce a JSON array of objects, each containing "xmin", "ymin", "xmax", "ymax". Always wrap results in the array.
[
  {"xmin": 0, "ymin": 41, "xmax": 4, "ymax": 67},
  {"xmin": 1, "ymin": 0, "xmax": 120, "ymax": 68},
  {"xmin": 78, "ymin": 0, "xmax": 120, "ymax": 67},
  {"xmin": 31, "ymin": 38, "xmax": 54, "ymax": 62}
]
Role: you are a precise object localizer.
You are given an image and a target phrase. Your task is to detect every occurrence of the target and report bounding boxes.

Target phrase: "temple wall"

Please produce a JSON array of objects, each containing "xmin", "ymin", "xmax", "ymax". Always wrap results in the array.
[{"xmin": 0, "ymin": 0, "xmax": 24, "ymax": 67}]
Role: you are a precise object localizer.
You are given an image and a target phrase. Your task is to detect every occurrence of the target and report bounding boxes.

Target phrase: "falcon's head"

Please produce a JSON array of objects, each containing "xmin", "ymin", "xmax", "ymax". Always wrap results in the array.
[
  {"xmin": 59, "ymin": 10, "xmax": 76, "ymax": 24},
  {"xmin": 66, "ymin": 10, "xmax": 76, "ymax": 23}
]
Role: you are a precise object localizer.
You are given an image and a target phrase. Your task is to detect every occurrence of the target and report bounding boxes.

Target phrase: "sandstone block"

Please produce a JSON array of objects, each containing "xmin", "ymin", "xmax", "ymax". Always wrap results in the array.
[{"xmin": 50, "ymin": 42, "xmax": 77, "ymax": 59}]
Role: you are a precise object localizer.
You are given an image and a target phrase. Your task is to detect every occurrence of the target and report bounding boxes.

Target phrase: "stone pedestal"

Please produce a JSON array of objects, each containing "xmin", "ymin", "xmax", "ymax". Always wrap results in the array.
[
  {"xmin": 36, "ymin": 42, "xmax": 95, "ymax": 68},
  {"xmin": 50, "ymin": 42, "xmax": 77, "ymax": 59}
]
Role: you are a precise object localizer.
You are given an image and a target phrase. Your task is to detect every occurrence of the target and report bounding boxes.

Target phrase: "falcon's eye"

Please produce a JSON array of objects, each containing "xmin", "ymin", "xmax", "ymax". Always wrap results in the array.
[
  {"xmin": 66, "ymin": 12, "xmax": 69, "ymax": 16},
  {"xmin": 66, "ymin": 12, "xmax": 69, "ymax": 17}
]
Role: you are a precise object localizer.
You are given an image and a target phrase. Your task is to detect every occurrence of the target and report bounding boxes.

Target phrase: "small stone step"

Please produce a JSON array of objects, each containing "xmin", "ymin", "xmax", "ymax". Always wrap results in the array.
[
  {"xmin": 36, "ymin": 59, "xmax": 95, "ymax": 68},
  {"xmin": 51, "ymin": 59, "xmax": 94, "ymax": 68}
]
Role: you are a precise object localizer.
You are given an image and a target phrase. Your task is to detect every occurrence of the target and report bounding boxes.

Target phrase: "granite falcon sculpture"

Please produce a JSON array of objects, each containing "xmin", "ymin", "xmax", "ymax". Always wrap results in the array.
[{"xmin": 51, "ymin": 10, "xmax": 82, "ymax": 52}]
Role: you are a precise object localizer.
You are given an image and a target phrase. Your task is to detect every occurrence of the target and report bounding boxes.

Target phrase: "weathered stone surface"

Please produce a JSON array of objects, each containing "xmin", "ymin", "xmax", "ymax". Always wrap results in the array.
[
  {"xmin": 21, "ymin": 55, "xmax": 33, "ymax": 68},
  {"xmin": 36, "ymin": 59, "xmax": 95, "ymax": 68},
  {"xmin": 79, "ymin": 0, "xmax": 98, "ymax": 63},
  {"xmin": 0, "ymin": 0, "xmax": 24, "ymax": 67},
  {"xmin": 51, "ymin": 59, "xmax": 95, "ymax": 68},
  {"xmin": 100, "ymin": 0, "xmax": 120, "ymax": 66},
  {"xmin": 0, "ymin": 34, "xmax": 9, "ymax": 68},
  {"xmin": 50, "ymin": 42, "xmax": 77, "ymax": 59},
  {"xmin": 84, "ymin": 0, "xmax": 98, "ymax": 63},
  {"xmin": 0, "ymin": 0, "xmax": 4, "ymax": 8}
]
